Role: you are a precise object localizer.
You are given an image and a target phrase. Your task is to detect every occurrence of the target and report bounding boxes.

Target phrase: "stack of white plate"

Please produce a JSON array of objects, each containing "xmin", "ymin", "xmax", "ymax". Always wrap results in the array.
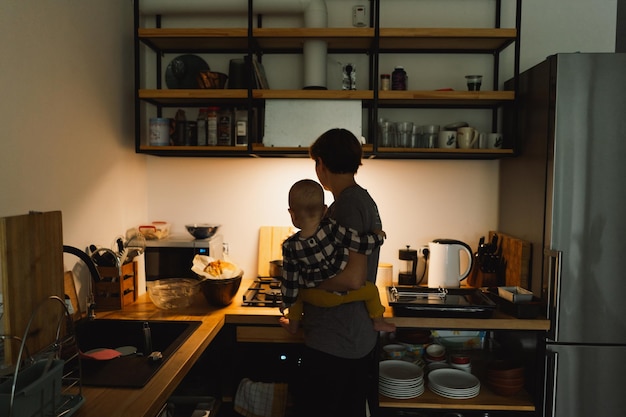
[
  {"xmin": 428, "ymin": 368, "xmax": 480, "ymax": 399},
  {"xmin": 379, "ymin": 360, "xmax": 425, "ymax": 399}
]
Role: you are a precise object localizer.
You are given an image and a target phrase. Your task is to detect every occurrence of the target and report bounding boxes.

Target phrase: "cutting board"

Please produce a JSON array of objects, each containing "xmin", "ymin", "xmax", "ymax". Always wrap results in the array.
[
  {"xmin": 489, "ymin": 230, "xmax": 532, "ymax": 289},
  {"xmin": 257, "ymin": 226, "xmax": 295, "ymax": 277},
  {"xmin": 0, "ymin": 211, "xmax": 65, "ymax": 362}
]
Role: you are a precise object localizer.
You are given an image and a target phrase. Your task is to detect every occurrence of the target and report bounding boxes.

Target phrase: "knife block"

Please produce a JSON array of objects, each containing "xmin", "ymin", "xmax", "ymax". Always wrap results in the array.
[
  {"xmin": 94, "ymin": 262, "xmax": 138, "ymax": 310},
  {"xmin": 467, "ymin": 260, "xmax": 498, "ymax": 288}
]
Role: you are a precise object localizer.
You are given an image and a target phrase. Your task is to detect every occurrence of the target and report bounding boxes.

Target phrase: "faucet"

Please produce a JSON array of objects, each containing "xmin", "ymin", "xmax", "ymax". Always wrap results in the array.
[{"xmin": 63, "ymin": 245, "xmax": 101, "ymax": 320}]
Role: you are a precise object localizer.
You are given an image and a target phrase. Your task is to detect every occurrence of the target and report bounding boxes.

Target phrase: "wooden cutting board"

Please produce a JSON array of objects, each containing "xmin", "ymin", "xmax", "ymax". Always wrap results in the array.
[
  {"xmin": 489, "ymin": 230, "xmax": 532, "ymax": 289},
  {"xmin": 0, "ymin": 211, "xmax": 65, "ymax": 362},
  {"xmin": 257, "ymin": 226, "xmax": 295, "ymax": 277}
]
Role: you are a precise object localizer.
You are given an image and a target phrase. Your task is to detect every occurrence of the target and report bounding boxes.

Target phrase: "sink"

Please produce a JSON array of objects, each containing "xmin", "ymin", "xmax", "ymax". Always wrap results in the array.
[{"xmin": 74, "ymin": 319, "xmax": 201, "ymax": 388}]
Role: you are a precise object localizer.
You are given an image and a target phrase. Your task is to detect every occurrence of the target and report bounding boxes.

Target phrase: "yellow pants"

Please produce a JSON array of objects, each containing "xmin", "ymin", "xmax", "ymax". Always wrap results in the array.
[{"xmin": 286, "ymin": 281, "xmax": 385, "ymax": 321}]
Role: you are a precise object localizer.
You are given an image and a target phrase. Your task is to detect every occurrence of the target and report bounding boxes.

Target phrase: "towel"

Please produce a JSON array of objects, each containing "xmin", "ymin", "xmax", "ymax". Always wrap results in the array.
[{"xmin": 233, "ymin": 378, "xmax": 288, "ymax": 417}]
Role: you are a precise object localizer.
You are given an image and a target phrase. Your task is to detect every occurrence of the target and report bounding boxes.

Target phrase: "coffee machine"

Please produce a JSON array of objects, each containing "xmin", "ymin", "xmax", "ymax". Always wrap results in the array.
[{"xmin": 398, "ymin": 246, "xmax": 418, "ymax": 285}]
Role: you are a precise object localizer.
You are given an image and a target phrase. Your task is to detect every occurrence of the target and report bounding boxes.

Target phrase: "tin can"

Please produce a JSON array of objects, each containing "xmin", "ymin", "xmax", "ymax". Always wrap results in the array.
[
  {"xmin": 149, "ymin": 117, "xmax": 170, "ymax": 146},
  {"xmin": 391, "ymin": 66, "xmax": 407, "ymax": 90}
]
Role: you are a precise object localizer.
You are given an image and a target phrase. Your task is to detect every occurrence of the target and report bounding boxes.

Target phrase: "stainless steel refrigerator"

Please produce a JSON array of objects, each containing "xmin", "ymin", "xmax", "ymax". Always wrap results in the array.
[{"xmin": 499, "ymin": 53, "xmax": 626, "ymax": 417}]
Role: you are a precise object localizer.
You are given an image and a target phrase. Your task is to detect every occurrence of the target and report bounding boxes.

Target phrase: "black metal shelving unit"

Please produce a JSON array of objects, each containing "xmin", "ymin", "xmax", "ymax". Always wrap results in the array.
[{"xmin": 133, "ymin": 0, "xmax": 521, "ymax": 159}]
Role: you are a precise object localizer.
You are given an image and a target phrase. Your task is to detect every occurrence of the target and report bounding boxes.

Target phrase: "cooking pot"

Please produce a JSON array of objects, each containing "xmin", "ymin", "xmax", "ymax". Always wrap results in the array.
[
  {"xmin": 427, "ymin": 239, "xmax": 473, "ymax": 288},
  {"xmin": 269, "ymin": 260, "xmax": 283, "ymax": 278}
]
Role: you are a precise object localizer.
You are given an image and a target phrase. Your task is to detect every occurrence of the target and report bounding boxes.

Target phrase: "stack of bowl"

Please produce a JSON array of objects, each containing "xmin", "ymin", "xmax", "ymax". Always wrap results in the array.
[
  {"xmin": 449, "ymin": 354, "xmax": 472, "ymax": 373},
  {"xmin": 425, "ymin": 344, "xmax": 449, "ymax": 372},
  {"xmin": 486, "ymin": 360, "xmax": 525, "ymax": 396}
]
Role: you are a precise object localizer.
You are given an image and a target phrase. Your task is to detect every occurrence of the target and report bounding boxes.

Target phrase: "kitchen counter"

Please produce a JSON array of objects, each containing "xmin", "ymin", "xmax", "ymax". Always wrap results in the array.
[{"xmin": 72, "ymin": 280, "xmax": 549, "ymax": 417}]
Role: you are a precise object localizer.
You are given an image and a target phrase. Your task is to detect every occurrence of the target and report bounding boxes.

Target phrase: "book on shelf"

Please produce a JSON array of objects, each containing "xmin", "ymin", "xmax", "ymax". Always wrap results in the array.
[{"xmin": 252, "ymin": 55, "xmax": 270, "ymax": 89}]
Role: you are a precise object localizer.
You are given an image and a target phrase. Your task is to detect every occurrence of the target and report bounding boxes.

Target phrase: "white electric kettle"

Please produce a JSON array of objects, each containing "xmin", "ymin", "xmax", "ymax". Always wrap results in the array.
[{"xmin": 427, "ymin": 239, "xmax": 474, "ymax": 288}]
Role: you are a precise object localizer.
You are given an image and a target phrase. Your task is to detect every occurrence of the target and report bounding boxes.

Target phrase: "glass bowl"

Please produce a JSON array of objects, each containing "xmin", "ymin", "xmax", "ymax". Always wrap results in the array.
[{"xmin": 147, "ymin": 278, "xmax": 199, "ymax": 309}]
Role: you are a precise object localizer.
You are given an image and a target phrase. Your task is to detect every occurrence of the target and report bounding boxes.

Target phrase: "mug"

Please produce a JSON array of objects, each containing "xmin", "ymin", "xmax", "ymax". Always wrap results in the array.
[
  {"xmin": 487, "ymin": 132, "xmax": 503, "ymax": 149},
  {"xmin": 438, "ymin": 131, "xmax": 457, "ymax": 148},
  {"xmin": 457, "ymin": 127, "xmax": 478, "ymax": 149},
  {"xmin": 478, "ymin": 132, "xmax": 488, "ymax": 149}
]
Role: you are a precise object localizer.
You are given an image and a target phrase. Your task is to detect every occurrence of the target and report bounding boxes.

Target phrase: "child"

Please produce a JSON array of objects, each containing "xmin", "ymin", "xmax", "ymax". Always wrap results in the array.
[{"xmin": 279, "ymin": 179, "xmax": 396, "ymax": 334}]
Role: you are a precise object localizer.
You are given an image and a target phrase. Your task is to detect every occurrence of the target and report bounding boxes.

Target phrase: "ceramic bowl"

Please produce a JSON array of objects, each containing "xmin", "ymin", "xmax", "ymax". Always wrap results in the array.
[
  {"xmin": 425, "ymin": 343, "xmax": 446, "ymax": 360},
  {"xmin": 383, "ymin": 344, "xmax": 406, "ymax": 359},
  {"xmin": 199, "ymin": 273, "xmax": 243, "ymax": 306}
]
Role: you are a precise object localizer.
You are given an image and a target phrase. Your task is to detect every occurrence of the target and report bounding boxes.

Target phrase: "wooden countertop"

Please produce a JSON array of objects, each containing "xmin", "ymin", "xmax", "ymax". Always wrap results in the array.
[{"xmin": 72, "ymin": 280, "xmax": 549, "ymax": 417}]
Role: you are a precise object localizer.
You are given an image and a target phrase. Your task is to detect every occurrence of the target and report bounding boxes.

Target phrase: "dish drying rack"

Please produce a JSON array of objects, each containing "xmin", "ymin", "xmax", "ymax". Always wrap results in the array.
[{"xmin": 0, "ymin": 296, "xmax": 85, "ymax": 417}]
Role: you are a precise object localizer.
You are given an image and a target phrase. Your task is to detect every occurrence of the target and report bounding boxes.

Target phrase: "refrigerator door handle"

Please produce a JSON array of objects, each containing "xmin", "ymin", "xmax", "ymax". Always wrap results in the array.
[
  {"xmin": 544, "ymin": 249, "xmax": 562, "ymax": 340},
  {"xmin": 543, "ymin": 349, "xmax": 558, "ymax": 417}
]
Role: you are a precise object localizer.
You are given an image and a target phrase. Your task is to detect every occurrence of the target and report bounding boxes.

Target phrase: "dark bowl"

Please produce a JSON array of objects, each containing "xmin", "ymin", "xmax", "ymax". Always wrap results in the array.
[
  {"xmin": 197, "ymin": 71, "xmax": 228, "ymax": 89},
  {"xmin": 185, "ymin": 224, "xmax": 220, "ymax": 240},
  {"xmin": 199, "ymin": 273, "xmax": 242, "ymax": 306}
]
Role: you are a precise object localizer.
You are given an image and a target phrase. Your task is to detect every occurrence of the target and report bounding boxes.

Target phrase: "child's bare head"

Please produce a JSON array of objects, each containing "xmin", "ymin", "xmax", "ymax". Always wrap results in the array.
[{"xmin": 288, "ymin": 179, "xmax": 325, "ymax": 220}]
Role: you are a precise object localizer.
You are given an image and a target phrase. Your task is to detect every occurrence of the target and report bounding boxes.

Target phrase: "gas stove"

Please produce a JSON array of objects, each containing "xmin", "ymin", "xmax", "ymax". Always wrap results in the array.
[{"xmin": 242, "ymin": 277, "xmax": 283, "ymax": 307}]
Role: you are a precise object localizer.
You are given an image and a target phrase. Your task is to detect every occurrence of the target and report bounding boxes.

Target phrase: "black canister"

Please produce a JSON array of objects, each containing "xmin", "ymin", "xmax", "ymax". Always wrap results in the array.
[
  {"xmin": 398, "ymin": 245, "xmax": 418, "ymax": 285},
  {"xmin": 228, "ymin": 58, "xmax": 250, "ymax": 89},
  {"xmin": 392, "ymin": 66, "xmax": 407, "ymax": 90}
]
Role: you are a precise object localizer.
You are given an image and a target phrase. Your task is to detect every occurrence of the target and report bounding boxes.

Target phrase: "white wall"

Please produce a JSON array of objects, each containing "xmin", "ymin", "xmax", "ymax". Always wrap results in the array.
[
  {"xmin": 0, "ymin": 0, "xmax": 617, "ymax": 284},
  {"xmin": 0, "ymin": 0, "xmax": 144, "ymax": 248}
]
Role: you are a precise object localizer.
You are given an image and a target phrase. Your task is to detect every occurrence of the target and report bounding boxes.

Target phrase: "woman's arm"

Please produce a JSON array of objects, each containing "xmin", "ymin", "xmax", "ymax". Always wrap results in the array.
[{"xmin": 316, "ymin": 251, "xmax": 367, "ymax": 291}]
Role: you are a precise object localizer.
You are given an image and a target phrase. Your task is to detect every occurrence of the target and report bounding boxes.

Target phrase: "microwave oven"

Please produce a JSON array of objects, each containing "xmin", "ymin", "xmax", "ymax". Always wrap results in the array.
[{"xmin": 144, "ymin": 235, "xmax": 223, "ymax": 281}]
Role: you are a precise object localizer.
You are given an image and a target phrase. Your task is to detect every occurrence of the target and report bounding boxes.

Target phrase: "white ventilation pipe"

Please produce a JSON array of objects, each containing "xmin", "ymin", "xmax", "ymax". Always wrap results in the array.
[{"xmin": 140, "ymin": 0, "xmax": 328, "ymax": 89}]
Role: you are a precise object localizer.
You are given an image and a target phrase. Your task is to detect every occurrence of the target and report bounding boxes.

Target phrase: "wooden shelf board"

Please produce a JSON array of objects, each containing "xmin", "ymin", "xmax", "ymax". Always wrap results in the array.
[
  {"xmin": 138, "ymin": 27, "xmax": 516, "ymax": 53},
  {"xmin": 140, "ymin": 145, "xmax": 249, "ymax": 153},
  {"xmin": 376, "ymin": 148, "xmax": 514, "ymax": 156},
  {"xmin": 378, "ymin": 28, "xmax": 517, "ymax": 51},
  {"xmin": 138, "ymin": 89, "xmax": 248, "ymax": 105},
  {"xmin": 379, "ymin": 386, "xmax": 535, "ymax": 411},
  {"xmin": 138, "ymin": 28, "xmax": 249, "ymax": 51},
  {"xmin": 139, "ymin": 89, "xmax": 248, "ymax": 100},
  {"xmin": 253, "ymin": 27, "xmax": 375, "ymax": 50},
  {"xmin": 253, "ymin": 89, "xmax": 372, "ymax": 100},
  {"xmin": 378, "ymin": 90, "xmax": 514, "ymax": 105},
  {"xmin": 139, "ymin": 89, "xmax": 510, "ymax": 104}
]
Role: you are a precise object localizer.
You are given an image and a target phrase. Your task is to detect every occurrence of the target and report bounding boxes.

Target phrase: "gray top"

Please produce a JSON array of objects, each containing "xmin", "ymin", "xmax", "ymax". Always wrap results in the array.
[{"xmin": 301, "ymin": 185, "xmax": 382, "ymax": 358}]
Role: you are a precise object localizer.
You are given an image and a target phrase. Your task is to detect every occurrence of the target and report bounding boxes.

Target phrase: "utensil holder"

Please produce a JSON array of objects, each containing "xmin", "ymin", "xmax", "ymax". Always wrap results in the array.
[{"xmin": 94, "ymin": 262, "xmax": 138, "ymax": 310}]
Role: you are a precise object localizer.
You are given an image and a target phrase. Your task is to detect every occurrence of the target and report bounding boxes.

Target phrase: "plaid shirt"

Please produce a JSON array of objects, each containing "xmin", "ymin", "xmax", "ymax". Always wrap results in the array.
[{"xmin": 280, "ymin": 218, "xmax": 385, "ymax": 309}]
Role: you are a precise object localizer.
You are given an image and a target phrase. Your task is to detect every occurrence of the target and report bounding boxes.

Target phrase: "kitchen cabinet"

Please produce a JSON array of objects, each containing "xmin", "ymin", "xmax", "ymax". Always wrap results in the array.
[
  {"xmin": 378, "ymin": 311, "xmax": 549, "ymax": 416},
  {"xmin": 65, "ymin": 284, "xmax": 549, "ymax": 417},
  {"xmin": 133, "ymin": 0, "xmax": 520, "ymax": 159}
]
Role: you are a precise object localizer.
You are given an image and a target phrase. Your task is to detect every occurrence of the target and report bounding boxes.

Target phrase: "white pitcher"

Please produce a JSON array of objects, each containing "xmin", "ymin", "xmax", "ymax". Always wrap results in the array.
[{"xmin": 427, "ymin": 239, "xmax": 473, "ymax": 288}]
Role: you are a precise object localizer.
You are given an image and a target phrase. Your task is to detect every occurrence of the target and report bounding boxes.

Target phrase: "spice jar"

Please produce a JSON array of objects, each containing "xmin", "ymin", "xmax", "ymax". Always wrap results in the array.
[{"xmin": 380, "ymin": 74, "xmax": 390, "ymax": 90}]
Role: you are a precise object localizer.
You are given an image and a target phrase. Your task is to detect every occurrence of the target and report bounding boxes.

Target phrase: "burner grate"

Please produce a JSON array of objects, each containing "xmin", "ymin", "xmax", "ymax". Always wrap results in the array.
[{"xmin": 242, "ymin": 277, "xmax": 283, "ymax": 307}]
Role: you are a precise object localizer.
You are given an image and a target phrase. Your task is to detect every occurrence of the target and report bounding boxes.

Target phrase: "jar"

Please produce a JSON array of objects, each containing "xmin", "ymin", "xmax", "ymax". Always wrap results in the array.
[
  {"xmin": 380, "ymin": 74, "xmax": 390, "ymax": 90},
  {"xmin": 391, "ymin": 66, "xmax": 407, "ymax": 90}
]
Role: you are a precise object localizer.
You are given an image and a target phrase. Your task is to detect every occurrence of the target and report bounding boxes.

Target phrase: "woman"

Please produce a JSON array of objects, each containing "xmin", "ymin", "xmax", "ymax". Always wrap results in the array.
[{"xmin": 294, "ymin": 128, "xmax": 384, "ymax": 417}]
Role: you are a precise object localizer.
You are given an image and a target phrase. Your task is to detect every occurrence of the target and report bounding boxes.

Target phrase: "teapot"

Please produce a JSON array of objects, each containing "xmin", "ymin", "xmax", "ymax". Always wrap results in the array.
[{"xmin": 427, "ymin": 239, "xmax": 473, "ymax": 288}]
